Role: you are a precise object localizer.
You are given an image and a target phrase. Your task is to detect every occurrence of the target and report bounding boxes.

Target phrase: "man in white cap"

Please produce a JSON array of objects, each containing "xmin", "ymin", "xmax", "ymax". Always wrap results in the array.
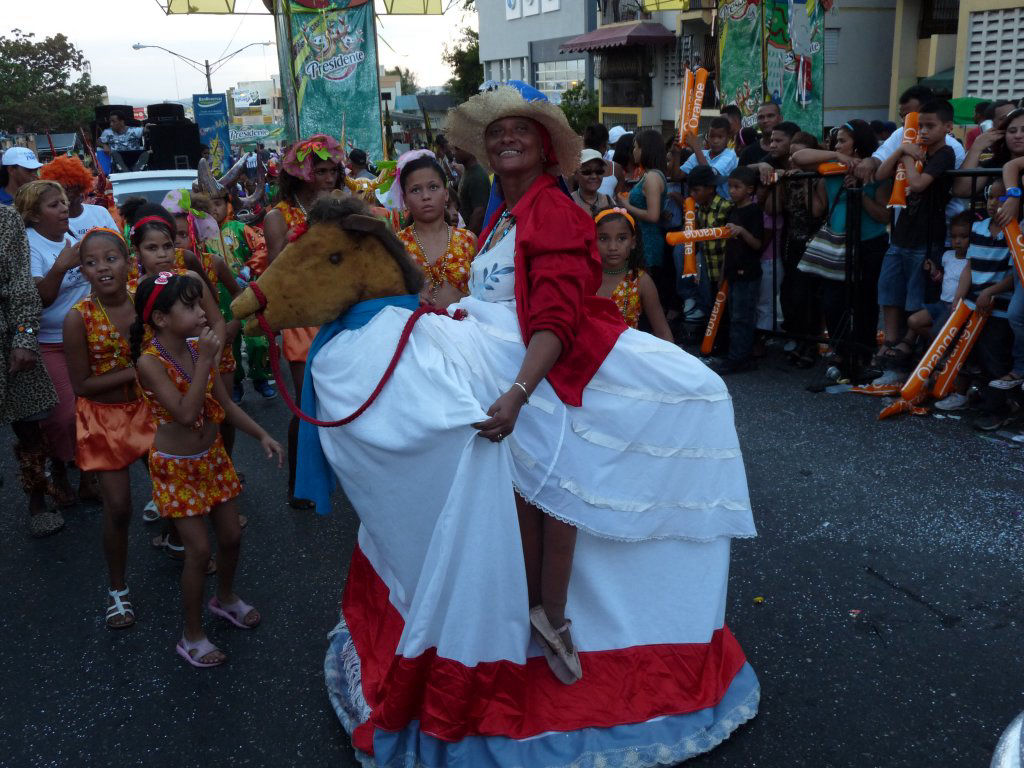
[
  {"xmin": 605, "ymin": 125, "xmax": 626, "ymax": 162},
  {"xmin": 0, "ymin": 147, "xmax": 42, "ymax": 205}
]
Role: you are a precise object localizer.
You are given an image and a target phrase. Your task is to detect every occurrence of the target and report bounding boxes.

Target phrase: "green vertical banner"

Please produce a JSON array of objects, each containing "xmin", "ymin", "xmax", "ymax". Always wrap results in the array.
[
  {"xmin": 763, "ymin": 0, "xmax": 824, "ymax": 137},
  {"xmin": 284, "ymin": 0, "xmax": 383, "ymax": 160},
  {"xmin": 718, "ymin": 0, "xmax": 765, "ymax": 128}
]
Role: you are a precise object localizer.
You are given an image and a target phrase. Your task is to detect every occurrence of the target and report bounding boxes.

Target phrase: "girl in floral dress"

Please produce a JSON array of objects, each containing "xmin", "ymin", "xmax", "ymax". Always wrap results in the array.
[
  {"xmin": 130, "ymin": 271, "xmax": 282, "ymax": 668},
  {"xmin": 594, "ymin": 208, "xmax": 674, "ymax": 341},
  {"xmin": 395, "ymin": 151, "xmax": 478, "ymax": 308},
  {"xmin": 63, "ymin": 227, "xmax": 156, "ymax": 628}
]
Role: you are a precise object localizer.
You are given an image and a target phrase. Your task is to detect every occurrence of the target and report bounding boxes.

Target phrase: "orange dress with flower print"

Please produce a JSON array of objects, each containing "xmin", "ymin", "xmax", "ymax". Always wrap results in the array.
[
  {"xmin": 72, "ymin": 296, "xmax": 156, "ymax": 472},
  {"xmin": 611, "ymin": 271, "xmax": 645, "ymax": 329},
  {"xmin": 274, "ymin": 201, "xmax": 320, "ymax": 364},
  {"xmin": 397, "ymin": 225, "xmax": 477, "ymax": 296},
  {"xmin": 138, "ymin": 338, "xmax": 241, "ymax": 518}
]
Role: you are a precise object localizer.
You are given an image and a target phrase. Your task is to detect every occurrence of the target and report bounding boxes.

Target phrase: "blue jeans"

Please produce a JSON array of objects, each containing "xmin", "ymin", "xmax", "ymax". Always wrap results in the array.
[
  {"xmin": 672, "ymin": 244, "xmax": 712, "ymax": 313},
  {"xmin": 878, "ymin": 244, "xmax": 932, "ymax": 312},
  {"xmin": 728, "ymin": 279, "xmax": 759, "ymax": 362},
  {"xmin": 1009, "ymin": 274, "xmax": 1024, "ymax": 376}
]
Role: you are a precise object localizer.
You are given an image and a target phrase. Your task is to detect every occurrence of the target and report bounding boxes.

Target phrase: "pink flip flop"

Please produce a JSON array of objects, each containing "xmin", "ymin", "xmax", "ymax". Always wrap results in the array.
[
  {"xmin": 208, "ymin": 595, "xmax": 261, "ymax": 629},
  {"xmin": 176, "ymin": 635, "xmax": 226, "ymax": 668}
]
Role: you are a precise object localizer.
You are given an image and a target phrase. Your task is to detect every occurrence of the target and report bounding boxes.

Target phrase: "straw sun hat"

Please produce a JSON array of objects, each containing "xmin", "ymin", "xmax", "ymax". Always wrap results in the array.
[{"xmin": 446, "ymin": 81, "xmax": 584, "ymax": 175}]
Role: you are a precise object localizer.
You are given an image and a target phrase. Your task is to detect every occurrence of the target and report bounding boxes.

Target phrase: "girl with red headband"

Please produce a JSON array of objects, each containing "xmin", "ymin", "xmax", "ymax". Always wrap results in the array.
[
  {"xmin": 594, "ymin": 208, "xmax": 673, "ymax": 340},
  {"xmin": 130, "ymin": 271, "xmax": 282, "ymax": 668},
  {"xmin": 63, "ymin": 228, "xmax": 156, "ymax": 628}
]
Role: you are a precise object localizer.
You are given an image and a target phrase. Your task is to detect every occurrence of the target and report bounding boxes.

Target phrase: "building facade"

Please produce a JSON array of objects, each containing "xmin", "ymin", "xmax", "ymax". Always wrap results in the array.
[
  {"xmin": 477, "ymin": 0, "xmax": 598, "ymax": 103},
  {"xmin": 226, "ymin": 77, "xmax": 287, "ymax": 147}
]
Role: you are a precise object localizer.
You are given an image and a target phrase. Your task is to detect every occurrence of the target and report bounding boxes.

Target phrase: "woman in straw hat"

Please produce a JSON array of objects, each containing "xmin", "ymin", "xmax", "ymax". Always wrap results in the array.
[{"xmin": 320, "ymin": 82, "xmax": 758, "ymax": 767}]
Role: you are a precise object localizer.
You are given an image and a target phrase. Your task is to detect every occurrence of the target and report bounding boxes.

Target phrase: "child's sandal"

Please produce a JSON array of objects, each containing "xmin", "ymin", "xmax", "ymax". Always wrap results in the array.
[
  {"xmin": 176, "ymin": 635, "xmax": 226, "ymax": 668},
  {"xmin": 105, "ymin": 586, "xmax": 135, "ymax": 630},
  {"xmin": 208, "ymin": 595, "xmax": 260, "ymax": 629}
]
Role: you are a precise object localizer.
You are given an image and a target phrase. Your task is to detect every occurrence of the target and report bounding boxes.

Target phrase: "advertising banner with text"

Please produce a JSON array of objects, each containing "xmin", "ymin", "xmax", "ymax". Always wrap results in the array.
[{"xmin": 192, "ymin": 93, "xmax": 232, "ymax": 173}]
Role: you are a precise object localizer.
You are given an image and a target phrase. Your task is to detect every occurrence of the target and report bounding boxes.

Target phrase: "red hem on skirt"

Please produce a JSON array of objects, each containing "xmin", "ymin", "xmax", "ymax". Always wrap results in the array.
[{"xmin": 343, "ymin": 545, "xmax": 747, "ymax": 753}]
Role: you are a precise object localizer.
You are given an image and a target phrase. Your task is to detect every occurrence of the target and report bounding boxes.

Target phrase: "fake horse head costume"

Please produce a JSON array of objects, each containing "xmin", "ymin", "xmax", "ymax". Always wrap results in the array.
[{"xmin": 232, "ymin": 197, "xmax": 760, "ymax": 768}]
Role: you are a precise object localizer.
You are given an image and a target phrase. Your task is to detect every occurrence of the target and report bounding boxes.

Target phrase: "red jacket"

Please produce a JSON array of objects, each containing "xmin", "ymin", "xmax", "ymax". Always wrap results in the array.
[{"xmin": 480, "ymin": 173, "xmax": 626, "ymax": 407}]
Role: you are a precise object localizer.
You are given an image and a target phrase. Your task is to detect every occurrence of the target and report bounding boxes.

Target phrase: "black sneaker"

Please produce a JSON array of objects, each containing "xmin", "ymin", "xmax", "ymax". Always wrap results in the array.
[
  {"xmin": 712, "ymin": 358, "xmax": 755, "ymax": 376},
  {"xmin": 973, "ymin": 403, "xmax": 1021, "ymax": 432}
]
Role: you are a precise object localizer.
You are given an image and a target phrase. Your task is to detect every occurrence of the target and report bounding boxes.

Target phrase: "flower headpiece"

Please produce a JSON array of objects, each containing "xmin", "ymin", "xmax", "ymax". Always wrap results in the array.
[
  {"xmin": 595, "ymin": 207, "xmax": 636, "ymax": 231},
  {"xmin": 282, "ymin": 134, "xmax": 345, "ymax": 183},
  {"xmin": 142, "ymin": 271, "xmax": 174, "ymax": 323}
]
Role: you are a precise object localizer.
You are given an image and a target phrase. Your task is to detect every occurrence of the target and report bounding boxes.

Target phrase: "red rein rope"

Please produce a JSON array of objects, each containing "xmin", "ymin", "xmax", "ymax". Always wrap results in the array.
[{"xmin": 249, "ymin": 284, "xmax": 465, "ymax": 427}]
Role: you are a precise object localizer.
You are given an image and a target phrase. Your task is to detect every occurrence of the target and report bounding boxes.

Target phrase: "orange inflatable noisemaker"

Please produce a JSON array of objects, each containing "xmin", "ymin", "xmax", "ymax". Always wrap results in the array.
[
  {"xmin": 899, "ymin": 299, "xmax": 972, "ymax": 401},
  {"xmin": 932, "ymin": 309, "xmax": 989, "ymax": 399},
  {"xmin": 666, "ymin": 226, "xmax": 733, "ymax": 246},
  {"xmin": 1006, "ymin": 219, "xmax": 1024, "ymax": 287},
  {"xmin": 682, "ymin": 196, "xmax": 697, "ymax": 278},
  {"xmin": 888, "ymin": 112, "xmax": 921, "ymax": 209},
  {"xmin": 701, "ymin": 280, "xmax": 729, "ymax": 356},
  {"xmin": 817, "ymin": 162, "xmax": 848, "ymax": 176}
]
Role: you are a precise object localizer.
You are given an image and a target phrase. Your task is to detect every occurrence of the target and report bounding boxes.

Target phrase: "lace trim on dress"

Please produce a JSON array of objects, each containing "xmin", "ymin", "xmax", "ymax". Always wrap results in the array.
[{"xmin": 585, "ymin": 379, "xmax": 733, "ymax": 404}]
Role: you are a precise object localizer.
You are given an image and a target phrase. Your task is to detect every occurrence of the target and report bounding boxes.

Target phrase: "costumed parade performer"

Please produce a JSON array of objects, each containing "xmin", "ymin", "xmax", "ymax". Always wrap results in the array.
[
  {"xmin": 231, "ymin": 82, "xmax": 759, "ymax": 767},
  {"xmin": 261, "ymin": 134, "xmax": 344, "ymax": 509}
]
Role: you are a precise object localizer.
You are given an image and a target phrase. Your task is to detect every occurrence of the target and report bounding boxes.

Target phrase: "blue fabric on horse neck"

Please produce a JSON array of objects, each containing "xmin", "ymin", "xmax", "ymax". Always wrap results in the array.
[{"xmin": 294, "ymin": 294, "xmax": 421, "ymax": 514}]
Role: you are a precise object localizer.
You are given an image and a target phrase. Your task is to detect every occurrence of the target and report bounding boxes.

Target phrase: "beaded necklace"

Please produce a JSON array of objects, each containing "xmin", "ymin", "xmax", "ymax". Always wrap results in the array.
[
  {"xmin": 152, "ymin": 336, "xmax": 199, "ymax": 383},
  {"xmin": 412, "ymin": 223, "xmax": 452, "ymax": 304},
  {"xmin": 94, "ymin": 293, "xmax": 134, "ymax": 369},
  {"xmin": 481, "ymin": 209, "xmax": 515, "ymax": 254}
]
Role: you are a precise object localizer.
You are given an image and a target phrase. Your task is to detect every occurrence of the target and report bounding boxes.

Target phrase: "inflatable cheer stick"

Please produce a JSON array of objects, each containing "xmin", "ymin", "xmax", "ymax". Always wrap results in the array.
[
  {"xmin": 888, "ymin": 112, "xmax": 922, "ymax": 209},
  {"xmin": 817, "ymin": 162, "xmax": 848, "ymax": 176},
  {"xmin": 1006, "ymin": 219, "xmax": 1024, "ymax": 286},
  {"xmin": 682, "ymin": 196, "xmax": 697, "ymax": 278},
  {"xmin": 878, "ymin": 392, "xmax": 928, "ymax": 420},
  {"xmin": 685, "ymin": 69, "xmax": 709, "ymax": 138},
  {"xmin": 932, "ymin": 309, "xmax": 989, "ymax": 399},
  {"xmin": 899, "ymin": 299, "xmax": 973, "ymax": 401},
  {"xmin": 665, "ymin": 226, "xmax": 733, "ymax": 246},
  {"xmin": 678, "ymin": 68, "xmax": 695, "ymax": 146},
  {"xmin": 701, "ymin": 280, "xmax": 729, "ymax": 356},
  {"xmin": 850, "ymin": 383, "xmax": 902, "ymax": 396}
]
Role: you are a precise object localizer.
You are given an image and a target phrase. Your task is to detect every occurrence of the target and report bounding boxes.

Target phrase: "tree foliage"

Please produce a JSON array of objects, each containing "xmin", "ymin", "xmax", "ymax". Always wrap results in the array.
[
  {"xmin": 384, "ymin": 66, "xmax": 420, "ymax": 95},
  {"xmin": 558, "ymin": 82, "xmax": 599, "ymax": 135},
  {"xmin": 0, "ymin": 30, "xmax": 108, "ymax": 133},
  {"xmin": 442, "ymin": 27, "xmax": 483, "ymax": 104}
]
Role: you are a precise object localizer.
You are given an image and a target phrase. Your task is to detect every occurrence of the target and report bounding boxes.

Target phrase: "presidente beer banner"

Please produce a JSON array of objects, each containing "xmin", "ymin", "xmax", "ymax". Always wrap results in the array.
[
  {"xmin": 278, "ymin": 0, "xmax": 383, "ymax": 159},
  {"xmin": 192, "ymin": 93, "xmax": 232, "ymax": 173},
  {"xmin": 717, "ymin": 0, "xmax": 826, "ymax": 137},
  {"xmin": 229, "ymin": 124, "xmax": 287, "ymax": 144}
]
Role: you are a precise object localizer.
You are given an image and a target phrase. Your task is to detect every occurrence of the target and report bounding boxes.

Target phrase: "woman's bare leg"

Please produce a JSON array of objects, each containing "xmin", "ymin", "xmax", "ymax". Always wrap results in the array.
[{"xmin": 515, "ymin": 492, "xmax": 543, "ymax": 608}]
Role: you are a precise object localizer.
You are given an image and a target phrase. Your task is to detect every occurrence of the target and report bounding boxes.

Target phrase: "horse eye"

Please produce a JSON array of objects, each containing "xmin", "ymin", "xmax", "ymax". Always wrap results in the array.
[{"xmin": 329, "ymin": 252, "xmax": 343, "ymax": 265}]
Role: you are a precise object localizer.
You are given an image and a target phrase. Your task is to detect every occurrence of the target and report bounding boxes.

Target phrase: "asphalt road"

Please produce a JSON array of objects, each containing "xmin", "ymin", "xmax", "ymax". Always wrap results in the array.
[{"xmin": 2, "ymin": 350, "xmax": 1023, "ymax": 768}]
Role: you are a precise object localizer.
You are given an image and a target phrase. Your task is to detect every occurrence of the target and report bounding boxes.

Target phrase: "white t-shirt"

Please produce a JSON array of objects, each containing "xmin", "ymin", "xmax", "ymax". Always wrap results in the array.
[
  {"xmin": 940, "ymin": 249, "xmax": 968, "ymax": 304},
  {"xmin": 28, "ymin": 228, "xmax": 90, "ymax": 344},
  {"xmin": 68, "ymin": 204, "xmax": 117, "ymax": 241}
]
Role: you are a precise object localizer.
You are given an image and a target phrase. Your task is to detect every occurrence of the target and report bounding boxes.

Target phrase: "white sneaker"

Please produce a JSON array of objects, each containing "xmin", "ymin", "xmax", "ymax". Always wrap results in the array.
[
  {"xmin": 989, "ymin": 375, "xmax": 1024, "ymax": 391},
  {"xmin": 783, "ymin": 340, "xmax": 798, "ymax": 353},
  {"xmin": 871, "ymin": 370, "xmax": 904, "ymax": 387},
  {"xmin": 934, "ymin": 392, "xmax": 969, "ymax": 411},
  {"xmin": 142, "ymin": 500, "xmax": 160, "ymax": 523}
]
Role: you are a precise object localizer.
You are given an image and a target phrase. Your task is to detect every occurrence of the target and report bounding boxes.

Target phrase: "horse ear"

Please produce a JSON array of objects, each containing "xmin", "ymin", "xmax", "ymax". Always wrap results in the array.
[{"xmin": 341, "ymin": 214, "xmax": 386, "ymax": 237}]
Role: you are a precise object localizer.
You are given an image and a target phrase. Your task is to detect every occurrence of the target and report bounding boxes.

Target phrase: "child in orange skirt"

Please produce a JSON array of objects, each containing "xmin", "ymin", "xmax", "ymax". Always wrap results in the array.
[
  {"xmin": 130, "ymin": 271, "xmax": 282, "ymax": 667},
  {"xmin": 64, "ymin": 227, "xmax": 156, "ymax": 629}
]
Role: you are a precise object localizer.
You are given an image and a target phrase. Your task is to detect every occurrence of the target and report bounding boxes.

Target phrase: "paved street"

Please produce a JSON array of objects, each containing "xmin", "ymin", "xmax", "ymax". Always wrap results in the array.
[{"xmin": 3, "ymin": 350, "xmax": 1023, "ymax": 768}]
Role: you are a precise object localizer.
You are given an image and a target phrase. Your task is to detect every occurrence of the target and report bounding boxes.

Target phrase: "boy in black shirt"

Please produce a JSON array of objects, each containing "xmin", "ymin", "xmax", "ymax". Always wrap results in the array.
[
  {"xmin": 714, "ymin": 166, "xmax": 765, "ymax": 374},
  {"xmin": 875, "ymin": 99, "xmax": 956, "ymax": 370}
]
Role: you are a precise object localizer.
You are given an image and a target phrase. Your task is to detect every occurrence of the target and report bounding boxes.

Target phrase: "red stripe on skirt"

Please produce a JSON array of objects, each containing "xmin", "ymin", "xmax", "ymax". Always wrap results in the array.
[{"xmin": 342, "ymin": 545, "xmax": 747, "ymax": 753}]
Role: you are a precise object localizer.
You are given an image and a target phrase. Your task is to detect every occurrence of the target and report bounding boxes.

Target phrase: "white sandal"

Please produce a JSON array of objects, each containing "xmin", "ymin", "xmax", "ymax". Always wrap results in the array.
[
  {"xmin": 142, "ymin": 500, "xmax": 160, "ymax": 523},
  {"xmin": 106, "ymin": 586, "xmax": 135, "ymax": 630},
  {"xmin": 529, "ymin": 606, "xmax": 582, "ymax": 684}
]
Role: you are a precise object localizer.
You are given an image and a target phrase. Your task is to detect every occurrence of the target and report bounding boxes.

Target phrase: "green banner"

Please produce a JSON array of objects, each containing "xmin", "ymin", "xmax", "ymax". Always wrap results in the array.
[
  {"xmin": 764, "ymin": 0, "xmax": 824, "ymax": 137},
  {"xmin": 718, "ymin": 0, "xmax": 824, "ymax": 137},
  {"xmin": 283, "ymin": 1, "xmax": 383, "ymax": 160},
  {"xmin": 718, "ymin": 0, "xmax": 764, "ymax": 128},
  {"xmin": 229, "ymin": 123, "xmax": 287, "ymax": 144}
]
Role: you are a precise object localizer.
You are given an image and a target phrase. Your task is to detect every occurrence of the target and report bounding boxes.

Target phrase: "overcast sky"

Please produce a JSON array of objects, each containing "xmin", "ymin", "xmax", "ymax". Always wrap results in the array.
[{"xmin": 4, "ymin": 0, "xmax": 475, "ymax": 104}]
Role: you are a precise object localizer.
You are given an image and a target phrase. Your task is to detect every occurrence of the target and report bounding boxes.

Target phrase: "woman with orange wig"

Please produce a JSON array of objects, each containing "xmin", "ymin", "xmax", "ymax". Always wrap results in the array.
[{"xmin": 40, "ymin": 155, "xmax": 117, "ymax": 241}]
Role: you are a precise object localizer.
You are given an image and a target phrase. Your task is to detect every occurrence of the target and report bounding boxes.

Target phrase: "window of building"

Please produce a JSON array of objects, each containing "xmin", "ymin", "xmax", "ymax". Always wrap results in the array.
[
  {"xmin": 534, "ymin": 58, "xmax": 586, "ymax": 103},
  {"xmin": 824, "ymin": 28, "xmax": 839, "ymax": 65},
  {"xmin": 965, "ymin": 6, "xmax": 1024, "ymax": 99}
]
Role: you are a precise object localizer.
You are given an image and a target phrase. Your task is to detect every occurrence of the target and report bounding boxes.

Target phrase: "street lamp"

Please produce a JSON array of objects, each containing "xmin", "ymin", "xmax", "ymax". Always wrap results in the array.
[{"xmin": 132, "ymin": 41, "xmax": 273, "ymax": 94}]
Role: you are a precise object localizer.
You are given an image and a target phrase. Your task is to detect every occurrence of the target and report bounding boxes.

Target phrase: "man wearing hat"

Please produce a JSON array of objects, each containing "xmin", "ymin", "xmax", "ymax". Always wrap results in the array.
[
  {"xmin": 347, "ymin": 148, "xmax": 375, "ymax": 180},
  {"xmin": 0, "ymin": 147, "xmax": 42, "ymax": 206}
]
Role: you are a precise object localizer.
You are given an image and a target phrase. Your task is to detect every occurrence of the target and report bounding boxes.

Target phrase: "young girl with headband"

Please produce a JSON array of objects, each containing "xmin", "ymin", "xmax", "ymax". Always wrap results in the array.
[
  {"xmin": 594, "ymin": 208, "xmax": 674, "ymax": 341},
  {"xmin": 63, "ymin": 227, "xmax": 156, "ymax": 628},
  {"xmin": 130, "ymin": 272, "xmax": 282, "ymax": 667},
  {"xmin": 394, "ymin": 150, "xmax": 477, "ymax": 308}
]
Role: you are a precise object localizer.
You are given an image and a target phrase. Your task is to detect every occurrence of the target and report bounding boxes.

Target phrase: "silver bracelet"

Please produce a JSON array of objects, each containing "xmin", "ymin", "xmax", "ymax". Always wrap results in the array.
[{"xmin": 512, "ymin": 382, "xmax": 530, "ymax": 403}]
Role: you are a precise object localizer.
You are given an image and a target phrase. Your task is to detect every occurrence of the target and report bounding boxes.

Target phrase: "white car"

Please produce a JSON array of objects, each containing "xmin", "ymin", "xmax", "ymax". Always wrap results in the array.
[{"xmin": 109, "ymin": 170, "xmax": 198, "ymax": 206}]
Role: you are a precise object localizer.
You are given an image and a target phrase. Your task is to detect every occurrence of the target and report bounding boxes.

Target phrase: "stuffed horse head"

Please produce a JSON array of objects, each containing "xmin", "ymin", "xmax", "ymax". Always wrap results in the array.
[{"xmin": 230, "ymin": 197, "xmax": 423, "ymax": 335}]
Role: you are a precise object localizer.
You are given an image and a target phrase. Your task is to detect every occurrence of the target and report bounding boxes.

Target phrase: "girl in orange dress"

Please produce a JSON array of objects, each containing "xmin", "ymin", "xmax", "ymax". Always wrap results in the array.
[
  {"xmin": 63, "ymin": 227, "xmax": 156, "ymax": 629},
  {"xmin": 394, "ymin": 151, "xmax": 477, "ymax": 308},
  {"xmin": 262, "ymin": 134, "xmax": 344, "ymax": 509},
  {"xmin": 594, "ymin": 208, "xmax": 674, "ymax": 342},
  {"xmin": 130, "ymin": 272, "xmax": 282, "ymax": 668}
]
